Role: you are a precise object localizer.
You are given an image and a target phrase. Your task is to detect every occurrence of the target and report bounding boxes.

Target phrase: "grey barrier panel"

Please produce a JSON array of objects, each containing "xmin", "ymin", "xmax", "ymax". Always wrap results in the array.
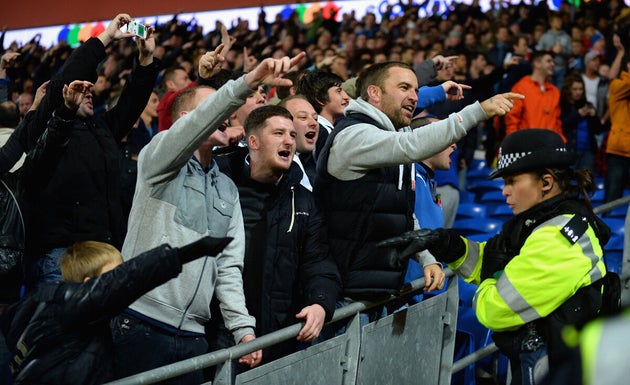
[
  {"xmin": 355, "ymin": 277, "xmax": 458, "ymax": 385},
  {"xmin": 235, "ymin": 313, "xmax": 362, "ymax": 385},
  {"xmin": 105, "ymin": 270, "xmax": 456, "ymax": 385}
]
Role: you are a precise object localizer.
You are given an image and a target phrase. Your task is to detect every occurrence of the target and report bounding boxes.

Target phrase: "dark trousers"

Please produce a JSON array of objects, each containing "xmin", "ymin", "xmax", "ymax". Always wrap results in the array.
[{"xmin": 111, "ymin": 313, "xmax": 208, "ymax": 385}]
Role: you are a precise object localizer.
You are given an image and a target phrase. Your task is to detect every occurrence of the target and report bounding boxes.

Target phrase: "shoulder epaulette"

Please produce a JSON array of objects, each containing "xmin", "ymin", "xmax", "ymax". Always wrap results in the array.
[{"xmin": 560, "ymin": 215, "xmax": 589, "ymax": 245}]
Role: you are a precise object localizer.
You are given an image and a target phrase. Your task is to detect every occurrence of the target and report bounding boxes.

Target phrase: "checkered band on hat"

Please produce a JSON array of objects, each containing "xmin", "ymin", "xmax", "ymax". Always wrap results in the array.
[
  {"xmin": 498, "ymin": 147, "xmax": 569, "ymax": 171},
  {"xmin": 497, "ymin": 151, "xmax": 531, "ymax": 170}
]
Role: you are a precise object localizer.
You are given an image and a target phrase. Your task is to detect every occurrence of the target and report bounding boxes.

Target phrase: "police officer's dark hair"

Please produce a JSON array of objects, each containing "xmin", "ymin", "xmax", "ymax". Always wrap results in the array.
[
  {"xmin": 358, "ymin": 61, "xmax": 413, "ymax": 100},
  {"xmin": 296, "ymin": 70, "xmax": 344, "ymax": 113},
  {"xmin": 244, "ymin": 105, "xmax": 293, "ymax": 135},
  {"xmin": 537, "ymin": 167, "xmax": 597, "ymax": 209}
]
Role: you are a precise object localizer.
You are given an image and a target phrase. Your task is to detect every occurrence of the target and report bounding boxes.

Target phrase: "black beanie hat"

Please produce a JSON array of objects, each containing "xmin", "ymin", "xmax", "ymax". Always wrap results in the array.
[{"xmin": 489, "ymin": 129, "xmax": 577, "ymax": 179}]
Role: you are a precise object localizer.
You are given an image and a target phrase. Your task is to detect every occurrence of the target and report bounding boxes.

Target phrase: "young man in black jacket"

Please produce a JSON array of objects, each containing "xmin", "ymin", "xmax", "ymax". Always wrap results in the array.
[{"xmin": 216, "ymin": 105, "xmax": 340, "ymax": 363}]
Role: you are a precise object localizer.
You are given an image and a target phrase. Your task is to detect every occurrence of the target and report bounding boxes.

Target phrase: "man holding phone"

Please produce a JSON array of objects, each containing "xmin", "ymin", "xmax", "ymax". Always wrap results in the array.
[{"xmin": 19, "ymin": 13, "xmax": 160, "ymax": 290}]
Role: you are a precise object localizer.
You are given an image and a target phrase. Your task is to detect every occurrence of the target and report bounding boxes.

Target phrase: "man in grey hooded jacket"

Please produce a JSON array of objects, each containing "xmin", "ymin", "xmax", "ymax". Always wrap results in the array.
[
  {"xmin": 315, "ymin": 61, "xmax": 523, "ymax": 309},
  {"xmin": 111, "ymin": 43, "xmax": 306, "ymax": 383}
]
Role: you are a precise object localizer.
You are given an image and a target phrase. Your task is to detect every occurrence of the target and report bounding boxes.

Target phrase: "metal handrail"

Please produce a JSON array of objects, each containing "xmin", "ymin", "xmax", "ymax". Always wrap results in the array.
[{"xmin": 106, "ymin": 270, "xmax": 456, "ymax": 385}]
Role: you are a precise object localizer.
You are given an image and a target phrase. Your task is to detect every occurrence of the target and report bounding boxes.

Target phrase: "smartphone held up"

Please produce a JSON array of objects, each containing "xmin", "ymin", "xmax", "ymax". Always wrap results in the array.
[{"xmin": 127, "ymin": 20, "xmax": 147, "ymax": 39}]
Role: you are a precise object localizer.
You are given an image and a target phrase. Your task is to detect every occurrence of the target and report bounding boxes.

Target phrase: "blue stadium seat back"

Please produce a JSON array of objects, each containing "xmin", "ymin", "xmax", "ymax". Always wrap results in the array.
[
  {"xmin": 604, "ymin": 250, "xmax": 623, "ymax": 275},
  {"xmin": 478, "ymin": 190, "xmax": 506, "ymax": 204},
  {"xmin": 590, "ymin": 189, "xmax": 605, "ymax": 206},
  {"xmin": 456, "ymin": 203, "xmax": 488, "ymax": 220},
  {"xmin": 607, "ymin": 204, "xmax": 629, "ymax": 219},
  {"xmin": 478, "ymin": 330, "xmax": 510, "ymax": 383},
  {"xmin": 469, "ymin": 158, "xmax": 488, "ymax": 171},
  {"xmin": 489, "ymin": 204, "xmax": 513, "ymax": 222},
  {"xmin": 453, "ymin": 218, "xmax": 503, "ymax": 236},
  {"xmin": 602, "ymin": 217, "xmax": 625, "ymax": 238},
  {"xmin": 459, "ymin": 190, "xmax": 476, "ymax": 204},
  {"xmin": 594, "ymin": 177, "xmax": 605, "ymax": 191},
  {"xmin": 469, "ymin": 180, "xmax": 505, "ymax": 201},
  {"xmin": 452, "ymin": 331, "xmax": 476, "ymax": 385},
  {"xmin": 458, "ymin": 276, "xmax": 477, "ymax": 308},
  {"xmin": 606, "ymin": 234, "xmax": 624, "ymax": 251}
]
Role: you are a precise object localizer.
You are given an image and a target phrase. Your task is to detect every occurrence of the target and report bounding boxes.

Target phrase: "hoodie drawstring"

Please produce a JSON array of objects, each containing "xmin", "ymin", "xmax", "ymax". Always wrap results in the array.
[{"xmin": 287, "ymin": 185, "xmax": 295, "ymax": 232}]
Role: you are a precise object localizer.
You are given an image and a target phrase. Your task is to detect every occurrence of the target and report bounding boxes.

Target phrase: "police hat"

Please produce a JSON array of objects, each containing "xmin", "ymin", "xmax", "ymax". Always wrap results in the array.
[{"xmin": 488, "ymin": 129, "xmax": 577, "ymax": 179}]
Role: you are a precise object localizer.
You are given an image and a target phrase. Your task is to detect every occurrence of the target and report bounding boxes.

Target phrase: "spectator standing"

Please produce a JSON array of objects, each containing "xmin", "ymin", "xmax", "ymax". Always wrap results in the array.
[
  {"xmin": 156, "ymin": 66, "xmax": 192, "ymax": 132},
  {"xmin": 296, "ymin": 70, "xmax": 349, "ymax": 161},
  {"xmin": 215, "ymin": 105, "xmax": 340, "ymax": 364},
  {"xmin": 0, "ymin": 100, "xmax": 23, "ymax": 384},
  {"xmin": 405, "ymin": 115, "xmax": 455, "ymax": 304},
  {"xmin": 505, "ymin": 51, "xmax": 564, "ymax": 141},
  {"xmin": 18, "ymin": 14, "xmax": 160, "ymax": 289},
  {"xmin": 111, "ymin": 50, "xmax": 306, "ymax": 382},
  {"xmin": 536, "ymin": 12, "xmax": 572, "ymax": 88},
  {"xmin": 315, "ymin": 61, "xmax": 522, "ymax": 320},
  {"xmin": 560, "ymin": 74, "xmax": 603, "ymax": 175},
  {"xmin": 605, "ymin": 53, "xmax": 630, "ymax": 204},
  {"xmin": 279, "ymin": 95, "xmax": 319, "ymax": 188},
  {"xmin": 580, "ymin": 34, "xmax": 625, "ymax": 122}
]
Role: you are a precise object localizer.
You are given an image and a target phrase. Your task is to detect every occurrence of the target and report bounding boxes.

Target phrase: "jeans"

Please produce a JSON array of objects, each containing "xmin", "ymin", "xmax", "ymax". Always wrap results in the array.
[
  {"xmin": 604, "ymin": 154, "xmax": 630, "ymax": 203},
  {"xmin": 519, "ymin": 345, "xmax": 549, "ymax": 385},
  {"xmin": 24, "ymin": 248, "xmax": 65, "ymax": 291},
  {"xmin": 575, "ymin": 150, "xmax": 596, "ymax": 176},
  {"xmin": 111, "ymin": 313, "xmax": 208, "ymax": 385}
]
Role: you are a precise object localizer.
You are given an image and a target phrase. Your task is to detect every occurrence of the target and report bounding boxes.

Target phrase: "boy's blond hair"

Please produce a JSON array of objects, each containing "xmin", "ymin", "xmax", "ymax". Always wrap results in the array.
[{"xmin": 60, "ymin": 241, "xmax": 123, "ymax": 283}]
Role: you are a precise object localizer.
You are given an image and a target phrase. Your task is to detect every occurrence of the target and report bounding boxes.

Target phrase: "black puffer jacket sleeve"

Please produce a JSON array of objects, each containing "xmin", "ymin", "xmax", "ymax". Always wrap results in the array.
[{"xmin": 57, "ymin": 244, "xmax": 182, "ymax": 328}]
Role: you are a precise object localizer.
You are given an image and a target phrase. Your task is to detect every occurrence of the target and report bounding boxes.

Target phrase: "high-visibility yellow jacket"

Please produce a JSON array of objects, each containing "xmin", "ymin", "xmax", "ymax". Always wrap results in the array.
[{"xmin": 448, "ymin": 213, "xmax": 607, "ymax": 332}]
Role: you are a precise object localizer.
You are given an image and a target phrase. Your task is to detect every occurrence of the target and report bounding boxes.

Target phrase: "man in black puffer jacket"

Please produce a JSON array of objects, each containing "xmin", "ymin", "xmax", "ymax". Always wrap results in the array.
[{"xmin": 215, "ymin": 105, "xmax": 340, "ymax": 364}]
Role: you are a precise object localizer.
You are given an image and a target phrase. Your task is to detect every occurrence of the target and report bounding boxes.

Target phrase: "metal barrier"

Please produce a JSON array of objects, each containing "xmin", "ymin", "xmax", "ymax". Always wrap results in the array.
[
  {"xmin": 106, "ymin": 196, "xmax": 629, "ymax": 385},
  {"xmin": 106, "ymin": 270, "xmax": 458, "ymax": 385}
]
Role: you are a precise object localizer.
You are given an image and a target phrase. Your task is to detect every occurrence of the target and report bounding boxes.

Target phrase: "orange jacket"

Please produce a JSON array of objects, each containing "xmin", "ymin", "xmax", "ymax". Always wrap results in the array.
[
  {"xmin": 505, "ymin": 76, "xmax": 565, "ymax": 141},
  {"xmin": 607, "ymin": 71, "xmax": 630, "ymax": 158}
]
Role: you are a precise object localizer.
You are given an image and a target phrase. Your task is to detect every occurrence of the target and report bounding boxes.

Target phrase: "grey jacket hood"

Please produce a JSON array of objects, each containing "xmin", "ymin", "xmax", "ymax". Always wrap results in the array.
[{"xmin": 345, "ymin": 98, "xmax": 398, "ymax": 132}]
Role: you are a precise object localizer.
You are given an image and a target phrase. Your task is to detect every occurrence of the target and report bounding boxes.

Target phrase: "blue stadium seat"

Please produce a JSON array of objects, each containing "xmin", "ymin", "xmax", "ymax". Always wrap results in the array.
[
  {"xmin": 459, "ymin": 190, "xmax": 475, "ymax": 204},
  {"xmin": 607, "ymin": 204, "xmax": 629, "ymax": 219},
  {"xmin": 468, "ymin": 180, "xmax": 504, "ymax": 201},
  {"xmin": 452, "ymin": 218, "xmax": 503, "ymax": 236},
  {"xmin": 488, "ymin": 204, "xmax": 513, "ymax": 222},
  {"xmin": 590, "ymin": 189, "xmax": 605, "ymax": 207},
  {"xmin": 456, "ymin": 203, "xmax": 488, "ymax": 220},
  {"xmin": 605, "ymin": 250, "xmax": 623, "ymax": 275},
  {"xmin": 478, "ymin": 190, "xmax": 506, "ymax": 206},
  {"xmin": 602, "ymin": 218, "xmax": 625, "ymax": 238}
]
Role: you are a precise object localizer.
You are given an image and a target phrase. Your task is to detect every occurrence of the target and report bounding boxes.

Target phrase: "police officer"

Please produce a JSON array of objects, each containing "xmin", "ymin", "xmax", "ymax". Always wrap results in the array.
[{"xmin": 379, "ymin": 129, "xmax": 614, "ymax": 385}]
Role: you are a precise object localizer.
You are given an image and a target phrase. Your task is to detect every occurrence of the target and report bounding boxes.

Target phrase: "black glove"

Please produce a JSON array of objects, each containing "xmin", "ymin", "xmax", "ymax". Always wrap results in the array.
[
  {"xmin": 480, "ymin": 234, "xmax": 511, "ymax": 280},
  {"xmin": 177, "ymin": 236, "xmax": 234, "ymax": 264},
  {"xmin": 377, "ymin": 228, "xmax": 465, "ymax": 264}
]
